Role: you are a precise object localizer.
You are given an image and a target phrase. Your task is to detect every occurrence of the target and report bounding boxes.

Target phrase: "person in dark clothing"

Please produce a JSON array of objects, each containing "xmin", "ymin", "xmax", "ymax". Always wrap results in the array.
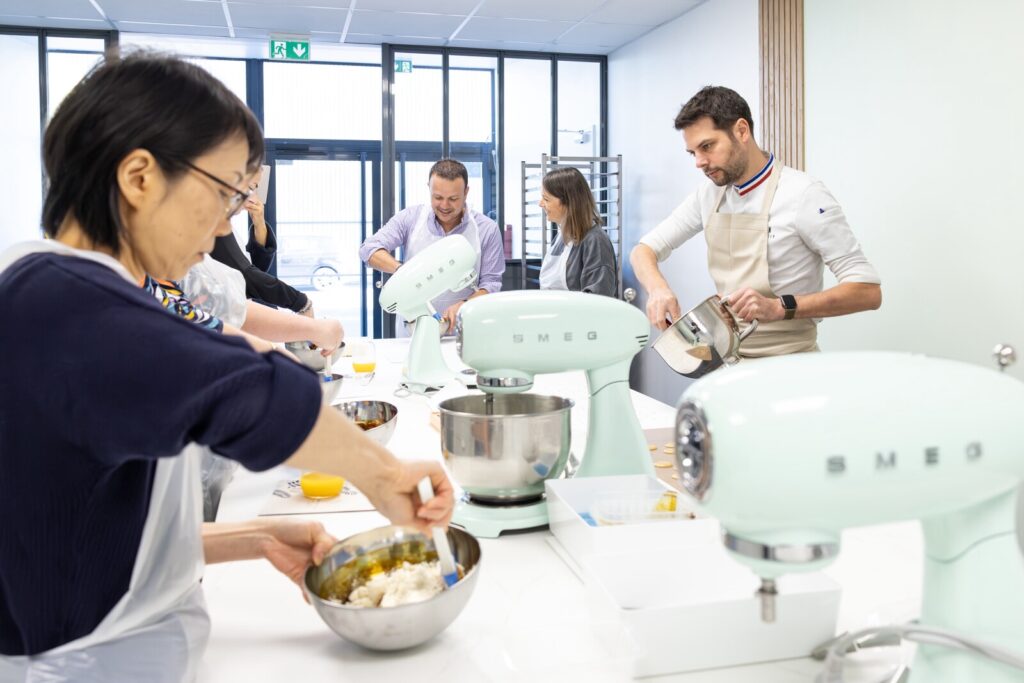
[
  {"xmin": 211, "ymin": 193, "xmax": 313, "ymax": 316},
  {"xmin": 0, "ymin": 51, "xmax": 453, "ymax": 681},
  {"xmin": 243, "ymin": 188, "xmax": 276, "ymax": 271}
]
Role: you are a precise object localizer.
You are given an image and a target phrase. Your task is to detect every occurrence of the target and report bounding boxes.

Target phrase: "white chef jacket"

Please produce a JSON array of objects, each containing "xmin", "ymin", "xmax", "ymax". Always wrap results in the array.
[{"xmin": 639, "ymin": 162, "xmax": 881, "ymax": 298}]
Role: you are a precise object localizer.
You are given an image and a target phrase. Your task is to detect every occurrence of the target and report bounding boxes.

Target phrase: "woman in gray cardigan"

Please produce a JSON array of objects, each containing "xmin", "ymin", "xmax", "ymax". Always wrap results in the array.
[{"xmin": 537, "ymin": 167, "xmax": 618, "ymax": 297}]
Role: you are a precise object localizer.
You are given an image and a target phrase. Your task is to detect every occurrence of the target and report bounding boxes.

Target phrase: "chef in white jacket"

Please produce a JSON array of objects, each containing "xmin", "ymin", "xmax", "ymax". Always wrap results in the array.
[{"xmin": 630, "ymin": 85, "xmax": 882, "ymax": 357}]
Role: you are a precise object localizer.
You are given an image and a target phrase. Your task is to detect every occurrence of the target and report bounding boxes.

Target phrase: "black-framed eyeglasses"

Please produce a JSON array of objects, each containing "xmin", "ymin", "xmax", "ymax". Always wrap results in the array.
[{"xmin": 182, "ymin": 160, "xmax": 253, "ymax": 217}]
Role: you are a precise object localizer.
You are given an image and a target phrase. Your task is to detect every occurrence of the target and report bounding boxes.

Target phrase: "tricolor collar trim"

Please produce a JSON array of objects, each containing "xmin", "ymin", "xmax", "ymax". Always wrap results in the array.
[{"xmin": 734, "ymin": 153, "xmax": 774, "ymax": 197}]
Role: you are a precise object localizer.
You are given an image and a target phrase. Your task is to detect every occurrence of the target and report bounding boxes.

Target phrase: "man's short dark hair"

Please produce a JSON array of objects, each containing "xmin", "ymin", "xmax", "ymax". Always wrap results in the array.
[
  {"xmin": 42, "ymin": 49, "xmax": 264, "ymax": 253},
  {"xmin": 428, "ymin": 158, "xmax": 469, "ymax": 188},
  {"xmin": 674, "ymin": 86, "xmax": 754, "ymax": 137}
]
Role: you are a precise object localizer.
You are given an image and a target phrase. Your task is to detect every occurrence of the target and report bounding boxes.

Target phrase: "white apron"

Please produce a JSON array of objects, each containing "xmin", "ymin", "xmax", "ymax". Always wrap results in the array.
[
  {"xmin": 0, "ymin": 241, "xmax": 209, "ymax": 683},
  {"xmin": 398, "ymin": 204, "xmax": 482, "ymax": 338},
  {"xmin": 539, "ymin": 241, "xmax": 573, "ymax": 290},
  {"xmin": 704, "ymin": 168, "xmax": 819, "ymax": 357}
]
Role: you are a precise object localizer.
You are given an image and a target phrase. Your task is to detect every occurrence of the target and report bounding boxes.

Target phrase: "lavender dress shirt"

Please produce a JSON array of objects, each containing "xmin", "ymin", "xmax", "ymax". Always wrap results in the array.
[{"xmin": 358, "ymin": 205, "xmax": 505, "ymax": 293}]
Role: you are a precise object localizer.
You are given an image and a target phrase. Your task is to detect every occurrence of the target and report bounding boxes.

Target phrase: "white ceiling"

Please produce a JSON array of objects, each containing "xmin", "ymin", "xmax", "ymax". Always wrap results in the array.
[{"xmin": 0, "ymin": 0, "xmax": 705, "ymax": 55}]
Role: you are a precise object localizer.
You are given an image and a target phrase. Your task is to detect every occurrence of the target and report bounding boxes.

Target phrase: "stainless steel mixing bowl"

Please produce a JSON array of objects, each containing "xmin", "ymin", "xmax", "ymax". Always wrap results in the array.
[
  {"xmin": 651, "ymin": 295, "xmax": 758, "ymax": 378},
  {"xmin": 303, "ymin": 525, "xmax": 481, "ymax": 651},
  {"xmin": 285, "ymin": 340, "xmax": 344, "ymax": 371},
  {"xmin": 333, "ymin": 400, "xmax": 399, "ymax": 446},
  {"xmin": 438, "ymin": 394, "xmax": 573, "ymax": 503}
]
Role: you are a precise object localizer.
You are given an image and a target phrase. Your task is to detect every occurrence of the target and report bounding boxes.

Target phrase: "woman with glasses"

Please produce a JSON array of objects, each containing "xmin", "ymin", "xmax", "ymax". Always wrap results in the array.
[
  {"xmin": 537, "ymin": 167, "xmax": 619, "ymax": 297},
  {"xmin": 0, "ymin": 51, "xmax": 454, "ymax": 683}
]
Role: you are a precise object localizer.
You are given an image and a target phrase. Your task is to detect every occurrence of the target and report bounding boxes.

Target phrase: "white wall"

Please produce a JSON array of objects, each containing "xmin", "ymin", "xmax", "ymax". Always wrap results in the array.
[
  {"xmin": 805, "ymin": 0, "xmax": 1024, "ymax": 380},
  {"xmin": 608, "ymin": 0, "xmax": 759, "ymax": 405}
]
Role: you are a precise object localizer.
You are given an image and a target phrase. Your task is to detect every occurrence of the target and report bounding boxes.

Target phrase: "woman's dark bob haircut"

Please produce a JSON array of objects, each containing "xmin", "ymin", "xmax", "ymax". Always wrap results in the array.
[{"xmin": 42, "ymin": 49, "xmax": 264, "ymax": 253}]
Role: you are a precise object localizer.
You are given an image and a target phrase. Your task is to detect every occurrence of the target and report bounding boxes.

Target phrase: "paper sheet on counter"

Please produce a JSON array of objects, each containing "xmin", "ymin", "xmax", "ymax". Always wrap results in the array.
[
  {"xmin": 643, "ymin": 427, "xmax": 681, "ymax": 492},
  {"xmin": 258, "ymin": 479, "xmax": 376, "ymax": 516}
]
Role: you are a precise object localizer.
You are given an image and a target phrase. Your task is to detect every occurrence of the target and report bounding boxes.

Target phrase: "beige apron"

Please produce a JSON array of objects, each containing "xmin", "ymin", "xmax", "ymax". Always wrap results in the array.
[{"xmin": 705, "ymin": 167, "xmax": 818, "ymax": 358}]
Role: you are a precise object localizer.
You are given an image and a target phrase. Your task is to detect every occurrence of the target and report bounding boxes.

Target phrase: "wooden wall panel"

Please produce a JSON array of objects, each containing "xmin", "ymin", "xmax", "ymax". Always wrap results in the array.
[{"xmin": 760, "ymin": 0, "xmax": 804, "ymax": 170}]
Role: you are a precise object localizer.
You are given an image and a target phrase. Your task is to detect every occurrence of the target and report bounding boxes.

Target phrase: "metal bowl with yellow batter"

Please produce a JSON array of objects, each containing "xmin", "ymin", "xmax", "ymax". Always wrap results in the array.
[{"xmin": 303, "ymin": 525, "xmax": 481, "ymax": 650}]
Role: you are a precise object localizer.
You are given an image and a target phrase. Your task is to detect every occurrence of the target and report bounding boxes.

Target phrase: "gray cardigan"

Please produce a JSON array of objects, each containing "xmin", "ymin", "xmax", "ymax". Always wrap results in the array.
[{"xmin": 547, "ymin": 226, "xmax": 618, "ymax": 297}]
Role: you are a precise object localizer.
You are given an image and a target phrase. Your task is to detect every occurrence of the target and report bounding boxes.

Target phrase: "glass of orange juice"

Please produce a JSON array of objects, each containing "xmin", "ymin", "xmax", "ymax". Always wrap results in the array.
[{"xmin": 352, "ymin": 341, "xmax": 376, "ymax": 385}]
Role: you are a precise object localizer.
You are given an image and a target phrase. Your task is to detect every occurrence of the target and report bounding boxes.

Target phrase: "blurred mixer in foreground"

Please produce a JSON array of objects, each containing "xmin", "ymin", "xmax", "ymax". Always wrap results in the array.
[{"xmin": 675, "ymin": 350, "xmax": 1024, "ymax": 682}]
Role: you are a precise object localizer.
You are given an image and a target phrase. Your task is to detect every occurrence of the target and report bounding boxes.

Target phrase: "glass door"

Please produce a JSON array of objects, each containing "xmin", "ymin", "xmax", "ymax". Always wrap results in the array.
[{"xmin": 265, "ymin": 144, "xmax": 381, "ymax": 337}]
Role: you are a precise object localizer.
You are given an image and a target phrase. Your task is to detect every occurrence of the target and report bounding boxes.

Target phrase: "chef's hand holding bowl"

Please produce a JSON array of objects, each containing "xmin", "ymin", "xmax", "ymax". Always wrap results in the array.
[
  {"xmin": 723, "ymin": 287, "xmax": 786, "ymax": 323},
  {"xmin": 646, "ymin": 285, "xmax": 682, "ymax": 330}
]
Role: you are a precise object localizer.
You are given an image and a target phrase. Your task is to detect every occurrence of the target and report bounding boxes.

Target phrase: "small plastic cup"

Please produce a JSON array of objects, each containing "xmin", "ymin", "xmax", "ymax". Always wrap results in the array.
[{"xmin": 299, "ymin": 472, "xmax": 345, "ymax": 499}]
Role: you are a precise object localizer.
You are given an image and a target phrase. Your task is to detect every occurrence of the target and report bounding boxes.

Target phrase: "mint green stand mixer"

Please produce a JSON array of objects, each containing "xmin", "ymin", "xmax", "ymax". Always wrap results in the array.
[
  {"xmin": 379, "ymin": 234, "xmax": 477, "ymax": 394},
  {"xmin": 444, "ymin": 290, "xmax": 656, "ymax": 537},
  {"xmin": 674, "ymin": 350, "xmax": 1024, "ymax": 682}
]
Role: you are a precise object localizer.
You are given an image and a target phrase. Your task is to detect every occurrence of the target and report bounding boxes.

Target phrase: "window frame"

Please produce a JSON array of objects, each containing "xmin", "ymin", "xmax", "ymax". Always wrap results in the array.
[
  {"xmin": 381, "ymin": 43, "xmax": 607, "ymax": 244},
  {"xmin": 2, "ymin": 28, "xmax": 607, "ymax": 338},
  {"xmin": 0, "ymin": 25, "xmax": 117, "ymax": 209}
]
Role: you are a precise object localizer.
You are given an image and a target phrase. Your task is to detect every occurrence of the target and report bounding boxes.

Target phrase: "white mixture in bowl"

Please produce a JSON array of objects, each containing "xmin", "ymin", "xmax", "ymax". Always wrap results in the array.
[{"xmin": 347, "ymin": 560, "xmax": 444, "ymax": 608}]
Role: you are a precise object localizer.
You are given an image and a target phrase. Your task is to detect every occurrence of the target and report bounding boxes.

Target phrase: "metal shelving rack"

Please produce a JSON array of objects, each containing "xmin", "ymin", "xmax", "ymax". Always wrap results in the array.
[{"xmin": 520, "ymin": 154, "xmax": 623, "ymax": 296}]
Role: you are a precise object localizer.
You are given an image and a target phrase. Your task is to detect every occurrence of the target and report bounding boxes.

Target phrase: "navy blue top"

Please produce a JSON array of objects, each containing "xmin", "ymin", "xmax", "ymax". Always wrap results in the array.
[{"xmin": 0, "ymin": 253, "xmax": 321, "ymax": 656}]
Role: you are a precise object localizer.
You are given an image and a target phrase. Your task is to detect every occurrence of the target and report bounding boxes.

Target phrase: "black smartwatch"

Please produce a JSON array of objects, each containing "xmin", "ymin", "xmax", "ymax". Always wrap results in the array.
[{"xmin": 780, "ymin": 294, "xmax": 797, "ymax": 320}]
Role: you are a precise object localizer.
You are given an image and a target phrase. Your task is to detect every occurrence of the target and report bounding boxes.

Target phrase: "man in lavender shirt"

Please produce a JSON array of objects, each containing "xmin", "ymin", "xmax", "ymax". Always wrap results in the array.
[{"xmin": 359, "ymin": 159, "xmax": 505, "ymax": 336}]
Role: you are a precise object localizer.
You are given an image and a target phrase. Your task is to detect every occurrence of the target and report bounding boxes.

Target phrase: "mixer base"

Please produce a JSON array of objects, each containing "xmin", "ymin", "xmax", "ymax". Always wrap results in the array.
[{"xmin": 451, "ymin": 499, "xmax": 549, "ymax": 538}]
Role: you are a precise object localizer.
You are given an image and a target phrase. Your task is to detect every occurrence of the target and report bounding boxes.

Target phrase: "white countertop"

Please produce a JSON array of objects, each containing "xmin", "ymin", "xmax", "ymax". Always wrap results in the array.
[{"xmin": 199, "ymin": 338, "xmax": 922, "ymax": 682}]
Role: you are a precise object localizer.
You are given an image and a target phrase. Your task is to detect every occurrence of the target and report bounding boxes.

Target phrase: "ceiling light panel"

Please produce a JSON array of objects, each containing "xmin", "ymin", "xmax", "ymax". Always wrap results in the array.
[
  {"xmin": 211, "ymin": 0, "xmax": 352, "ymax": 6},
  {"xmin": 348, "ymin": 10, "xmax": 464, "ymax": 37},
  {"xmin": 458, "ymin": 16, "xmax": 574, "ymax": 43},
  {"xmin": 586, "ymin": 0, "xmax": 703, "ymax": 26},
  {"xmin": 556, "ymin": 21, "xmax": 652, "ymax": 46},
  {"xmin": 357, "ymin": 0, "xmax": 480, "ymax": 13},
  {"xmin": 542, "ymin": 42, "xmax": 608, "ymax": 54},
  {"xmin": 228, "ymin": 3, "xmax": 349, "ymax": 34},
  {"xmin": 0, "ymin": 0, "xmax": 104, "ymax": 20},
  {"xmin": 116, "ymin": 21, "xmax": 232, "ymax": 37},
  {"xmin": 100, "ymin": 0, "xmax": 227, "ymax": 26},
  {"xmin": 475, "ymin": 0, "xmax": 606, "ymax": 23},
  {"xmin": 0, "ymin": 14, "xmax": 108, "ymax": 28},
  {"xmin": 348, "ymin": 32, "xmax": 444, "ymax": 46}
]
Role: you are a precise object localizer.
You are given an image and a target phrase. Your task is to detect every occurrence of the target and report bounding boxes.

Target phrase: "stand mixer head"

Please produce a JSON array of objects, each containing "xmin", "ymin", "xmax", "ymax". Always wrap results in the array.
[
  {"xmin": 457, "ymin": 290, "xmax": 655, "ymax": 478},
  {"xmin": 442, "ymin": 290, "xmax": 655, "ymax": 538},
  {"xmin": 379, "ymin": 234, "xmax": 477, "ymax": 392},
  {"xmin": 674, "ymin": 351, "xmax": 1024, "ymax": 681}
]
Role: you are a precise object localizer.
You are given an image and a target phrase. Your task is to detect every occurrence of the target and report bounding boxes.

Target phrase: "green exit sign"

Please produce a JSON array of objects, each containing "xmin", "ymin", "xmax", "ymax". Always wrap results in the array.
[
  {"xmin": 395, "ymin": 59, "xmax": 413, "ymax": 73},
  {"xmin": 269, "ymin": 36, "xmax": 310, "ymax": 61}
]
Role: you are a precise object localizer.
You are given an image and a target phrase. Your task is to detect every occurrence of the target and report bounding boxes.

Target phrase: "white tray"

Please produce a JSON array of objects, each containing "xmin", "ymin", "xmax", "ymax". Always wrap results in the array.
[
  {"xmin": 583, "ymin": 543, "xmax": 841, "ymax": 677},
  {"xmin": 545, "ymin": 475, "xmax": 719, "ymax": 566},
  {"xmin": 545, "ymin": 475, "xmax": 840, "ymax": 677}
]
